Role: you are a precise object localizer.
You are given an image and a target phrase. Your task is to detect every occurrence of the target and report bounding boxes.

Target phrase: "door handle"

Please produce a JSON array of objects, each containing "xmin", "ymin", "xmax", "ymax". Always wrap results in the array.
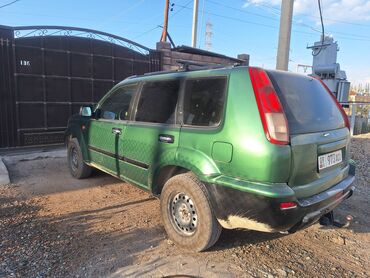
[
  {"xmin": 112, "ymin": 128, "xmax": 122, "ymax": 135},
  {"xmin": 159, "ymin": 134, "xmax": 174, "ymax": 143}
]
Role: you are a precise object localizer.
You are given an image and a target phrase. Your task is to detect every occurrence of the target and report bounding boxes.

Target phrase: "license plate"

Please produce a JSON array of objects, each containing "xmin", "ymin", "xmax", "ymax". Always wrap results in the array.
[{"xmin": 318, "ymin": 150, "xmax": 343, "ymax": 171}]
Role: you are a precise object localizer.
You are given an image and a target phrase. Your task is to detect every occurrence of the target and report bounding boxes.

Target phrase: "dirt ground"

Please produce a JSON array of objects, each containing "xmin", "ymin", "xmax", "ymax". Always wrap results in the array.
[{"xmin": 1, "ymin": 134, "xmax": 369, "ymax": 277}]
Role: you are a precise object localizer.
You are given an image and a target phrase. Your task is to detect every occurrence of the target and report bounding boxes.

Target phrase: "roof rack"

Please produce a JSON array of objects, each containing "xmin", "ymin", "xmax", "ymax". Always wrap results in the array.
[
  {"xmin": 125, "ymin": 59, "xmax": 239, "ymax": 80},
  {"xmin": 176, "ymin": 59, "xmax": 226, "ymax": 71}
]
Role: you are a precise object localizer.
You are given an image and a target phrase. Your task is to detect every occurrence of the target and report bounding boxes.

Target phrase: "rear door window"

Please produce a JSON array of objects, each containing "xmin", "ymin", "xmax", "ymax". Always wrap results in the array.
[
  {"xmin": 267, "ymin": 70, "xmax": 345, "ymax": 134},
  {"xmin": 135, "ymin": 79, "xmax": 180, "ymax": 124},
  {"xmin": 183, "ymin": 77, "xmax": 227, "ymax": 126}
]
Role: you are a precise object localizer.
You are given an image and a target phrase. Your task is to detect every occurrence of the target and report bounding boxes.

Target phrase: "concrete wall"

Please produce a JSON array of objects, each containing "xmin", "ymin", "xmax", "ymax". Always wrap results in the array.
[{"xmin": 156, "ymin": 42, "xmax": 249, "ymax": 71}]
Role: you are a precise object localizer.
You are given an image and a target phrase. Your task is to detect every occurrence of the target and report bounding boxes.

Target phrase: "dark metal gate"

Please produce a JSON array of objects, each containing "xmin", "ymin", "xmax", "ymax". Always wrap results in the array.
[{"xmin": 0, "ymin": 25, "xmax": 162, "ymax": 148}]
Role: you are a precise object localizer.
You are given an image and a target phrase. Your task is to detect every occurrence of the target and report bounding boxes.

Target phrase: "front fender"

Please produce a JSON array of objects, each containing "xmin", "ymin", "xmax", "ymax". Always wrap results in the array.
[{"xmin": 65, "ymin": 116, "xmax": 89, "ymax": 162}]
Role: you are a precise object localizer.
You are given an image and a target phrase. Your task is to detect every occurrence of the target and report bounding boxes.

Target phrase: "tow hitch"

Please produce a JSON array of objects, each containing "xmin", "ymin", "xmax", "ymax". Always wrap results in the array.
[{"xmin": 319, "ymin": 211, "xmax": 353, "ymax": 228}]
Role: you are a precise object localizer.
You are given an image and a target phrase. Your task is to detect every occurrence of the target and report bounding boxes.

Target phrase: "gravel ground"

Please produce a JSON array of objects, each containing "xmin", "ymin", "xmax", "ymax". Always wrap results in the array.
[{"xmin": 0, "ymin": 134, "xmax": 369, "ymax": 277}]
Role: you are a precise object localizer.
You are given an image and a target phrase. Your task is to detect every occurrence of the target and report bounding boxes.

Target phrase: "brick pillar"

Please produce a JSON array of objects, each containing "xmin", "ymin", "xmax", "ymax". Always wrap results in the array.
[
  {"xmin": 237, "ymin": 54, "xmax": 250, "ymax": 66},
  {"xmin": 156, "ymin": 41, "xmax": 172, "ymax": 71}
]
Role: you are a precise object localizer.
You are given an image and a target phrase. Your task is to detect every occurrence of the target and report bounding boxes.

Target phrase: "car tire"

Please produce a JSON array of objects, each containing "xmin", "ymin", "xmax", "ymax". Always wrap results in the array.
[
  {"xmin": 67, "ymin": 137, "xmax": 92, "ymax": 179},
  {"xmin": 160, "ymin": 172, "xmax": 222, "ymax": 252}
]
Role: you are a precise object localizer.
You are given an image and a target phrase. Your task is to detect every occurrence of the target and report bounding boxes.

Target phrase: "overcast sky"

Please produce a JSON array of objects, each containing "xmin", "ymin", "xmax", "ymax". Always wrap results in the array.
[{"xmin": 1, "ymin": 0, "xmax": 369, "ymax": 85}]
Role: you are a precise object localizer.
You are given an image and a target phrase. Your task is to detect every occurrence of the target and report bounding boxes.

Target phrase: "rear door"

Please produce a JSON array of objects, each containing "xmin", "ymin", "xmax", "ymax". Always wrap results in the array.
[
  {"xmin": 267, "ymin": 71, "xmax": 350, "ymax": 198},
  {"xmin": 87, "ymin": 83, "xmax": 138, "ymax": 176},
  {"xmin": 118, "ymin": 78, "xmax": 181, "ymax": 189}
]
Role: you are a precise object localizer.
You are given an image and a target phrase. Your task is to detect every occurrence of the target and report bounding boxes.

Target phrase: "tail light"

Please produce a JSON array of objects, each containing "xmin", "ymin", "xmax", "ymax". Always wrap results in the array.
[
  {"xmin": 313, "ymin": 76, "xmax": 350, "ymax": 130},
  {"xmin": 280, "ymin": 202, "xmax": 297, "ymax": 210},
  {"xmin": 249, "ymin": 67, "xmax": 289, "ymax": 145}
]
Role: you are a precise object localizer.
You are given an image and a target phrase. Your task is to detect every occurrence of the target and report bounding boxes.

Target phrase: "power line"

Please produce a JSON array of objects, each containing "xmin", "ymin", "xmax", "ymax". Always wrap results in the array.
[
  {"xmin": 207, "ymin": 0, "xmax": 321, "ymax": 35},
  {"xmin": 97, "ymin": 0, "xmax": 146, "ymax": 28},
  {"xmin": 250, "ymin": 2, "xmax": 370, "ymax": 40},
  {"xmin": 175, "ymin": 3, "xmax": 370, "ymax": 42},
  {"xmin": 303, "ymin": 14, "xmax": 370, "ymax": 28},
  {"xmin": 245, "ymin": 2, "xmax": 320, "ymax": 34},
  {"xmin": 0, "ymin": 0, "xmax": 20, "ymax": 9},
  {"xmin": 176, "ymin": 4, "xmax": 278, "ymax": 29},
  {"xmin": 312, "ymin": 0, "xmax": 325, "ymax": 56},
  {"xmin": 172, "ymin": 0, "xmax": 192, "ymax": 16},
  {"xmin": 134, "ymin": 25, "xmax": 162, "ymax": 39},
  {"xmin": 133, "ymin": 0, "xmax": 192, "ymax": 40},
  {"xmin": 207, "ymin": 0, "xmax": 279, "ymax": 22},
  {"xmin": 209, "ymin": 0, "xmax": 370, "ymax": 40},
  {"xmin": 198, "ymin": 0, "xmax": 206, "ymax": 47},
  {"xmin": 1, "ymin": 11, "xmax": 164, "ymax": 26},
  {"xmin": 256, "ymin": 1, "xmax": 370, "ymax": 28}
]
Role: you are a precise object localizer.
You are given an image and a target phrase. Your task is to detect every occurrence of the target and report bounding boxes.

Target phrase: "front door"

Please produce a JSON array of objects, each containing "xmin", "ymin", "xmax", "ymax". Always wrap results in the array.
[
  {"xmin": 119, "ymin": 78, "xmax": 181, "ymax": 189},
  {"xmin": 86, "ymin": 83, "xmax": 138, "ymax": 176}
]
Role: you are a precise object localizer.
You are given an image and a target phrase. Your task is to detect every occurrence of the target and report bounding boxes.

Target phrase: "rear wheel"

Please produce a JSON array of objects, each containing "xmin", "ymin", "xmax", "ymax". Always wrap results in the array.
[
  {"xmin": 67, "ymin": 138, "xmax": 92, "ymax": 179},
  {"xmin": 160, "ymin": 173, "xmax": 222, "ymax": 252}
]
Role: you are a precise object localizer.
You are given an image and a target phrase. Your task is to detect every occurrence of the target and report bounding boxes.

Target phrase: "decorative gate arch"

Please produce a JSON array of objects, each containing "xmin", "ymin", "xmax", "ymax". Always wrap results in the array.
[{"xmin": 0, "ymin": 25, "xmax": 162, "ymax": 148}]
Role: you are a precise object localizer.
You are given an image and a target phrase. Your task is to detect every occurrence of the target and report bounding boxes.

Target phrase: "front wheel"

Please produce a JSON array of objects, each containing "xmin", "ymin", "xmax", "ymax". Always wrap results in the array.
[
  {"xmin": 160, "ymin": 173, "xmax": 222, "ymax": 252},
  {"xmin": 67, "ymin": 138, "xmax": 92, "ymax": 179}
]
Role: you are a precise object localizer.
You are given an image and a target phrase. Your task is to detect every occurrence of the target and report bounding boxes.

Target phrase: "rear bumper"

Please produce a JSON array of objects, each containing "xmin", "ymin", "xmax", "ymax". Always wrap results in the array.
[{"xmin": 207, "ymin": 173, "xmax": 355, "ymax": 233}]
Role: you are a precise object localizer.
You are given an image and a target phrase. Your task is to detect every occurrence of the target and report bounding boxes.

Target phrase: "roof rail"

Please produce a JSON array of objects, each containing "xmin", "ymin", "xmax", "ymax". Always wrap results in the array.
[
  {"xmin": 126, "ymin": 60, "xmax": 237, "ymax": 80},
  {"xmin": 176, "ymin": 59, "xmax": 226, "ymax": 71},
  {"xmin": 125, "ymin": 69, "xmax": 180, "ymax": 79},
  {"xmin": 142, "ymin": 69, "xmax": 181, "ymax": 77}
]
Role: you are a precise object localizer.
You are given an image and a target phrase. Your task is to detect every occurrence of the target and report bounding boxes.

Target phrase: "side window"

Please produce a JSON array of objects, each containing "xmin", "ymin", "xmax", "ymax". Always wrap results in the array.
[
  {"xmin": 99, "ymin": 84, "xmax": 137, "ymax": 120},
  {"xmin": 135, "ymin": 80, "xmax": 180, "ymax": 124},
  {"xmin": 183, "ymin": 77, "xmax": 227, "ymax": 126}
]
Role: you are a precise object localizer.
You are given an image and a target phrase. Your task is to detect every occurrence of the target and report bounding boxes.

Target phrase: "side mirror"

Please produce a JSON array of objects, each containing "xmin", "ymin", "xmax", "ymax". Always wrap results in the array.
[{"xmin": 79, "ymin": 106, "xmax": 92, "ymax": 117}]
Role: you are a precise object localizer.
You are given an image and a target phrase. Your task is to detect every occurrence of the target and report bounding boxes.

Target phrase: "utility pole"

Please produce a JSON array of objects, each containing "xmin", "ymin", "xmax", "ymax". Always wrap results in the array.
[
  {"xmin": 276, "ymin": 0, "xmax": 294, "ymax": 71},
  {"xmin": 160, "ymin": 0, "xmax": 170, "ymax": 42},
  {"xmin": 191, "ymin": 0, "xmax": 199, "ymax": 47}
]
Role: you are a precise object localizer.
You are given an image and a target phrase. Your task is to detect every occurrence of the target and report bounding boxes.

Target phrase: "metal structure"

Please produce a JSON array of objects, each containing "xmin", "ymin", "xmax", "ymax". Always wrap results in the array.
[
  {"xmin": 0, "ymin": 25, "xmax": 162, "ymax": 148},
  {"xmin": 205, "ymin": 21, "xmax": 213, "ymax": 51},
  {"xmin": 296, "ymin": 64, "xmax": 312, "ymax": 74},
  {"xmin": 308, "ymin": 36, "xmax": 350, "ymax": 103}
]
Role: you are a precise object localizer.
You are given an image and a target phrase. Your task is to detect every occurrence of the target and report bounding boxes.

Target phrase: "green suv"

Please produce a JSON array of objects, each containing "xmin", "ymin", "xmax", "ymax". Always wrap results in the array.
[{"xmin": 65, "ymin": 66, "xmax": 355, "ymax": 251}]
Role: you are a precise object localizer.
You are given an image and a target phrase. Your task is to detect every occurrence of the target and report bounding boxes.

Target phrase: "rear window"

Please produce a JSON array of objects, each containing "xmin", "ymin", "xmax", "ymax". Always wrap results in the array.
[{"xmin": 267, "ymin": 70, "xmax": 345, "ymax": 135}]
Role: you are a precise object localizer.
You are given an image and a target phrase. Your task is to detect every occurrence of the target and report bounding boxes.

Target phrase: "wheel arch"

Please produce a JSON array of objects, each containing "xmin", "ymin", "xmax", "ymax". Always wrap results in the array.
[
  {"xmin": 151, "ymin": 148, "xmax": 221, "ymax": 195},
  {"xmin": 151, "ymin": 165, "xmax": 189, "ymax": 195},
  {"xmin": 65, "ymin": 124, "xmax": 89, "ymax": 162}
]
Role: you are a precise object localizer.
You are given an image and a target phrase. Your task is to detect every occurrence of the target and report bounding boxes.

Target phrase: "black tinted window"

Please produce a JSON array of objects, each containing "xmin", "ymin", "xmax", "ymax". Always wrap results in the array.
[
  {"xmin": 99, "ymin": 84, "xmax": 137, "ymax": 120},
  {"xmin": 183, "ymin": 77, "xmax": 227, "ymax": 126},
  {"xmin": 267, "ymin": 70, "xmax": 345, "ymax": 134},
  {"xmin": 135, "ymin": 80, "xmax": 180, "ymax": 124}
]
